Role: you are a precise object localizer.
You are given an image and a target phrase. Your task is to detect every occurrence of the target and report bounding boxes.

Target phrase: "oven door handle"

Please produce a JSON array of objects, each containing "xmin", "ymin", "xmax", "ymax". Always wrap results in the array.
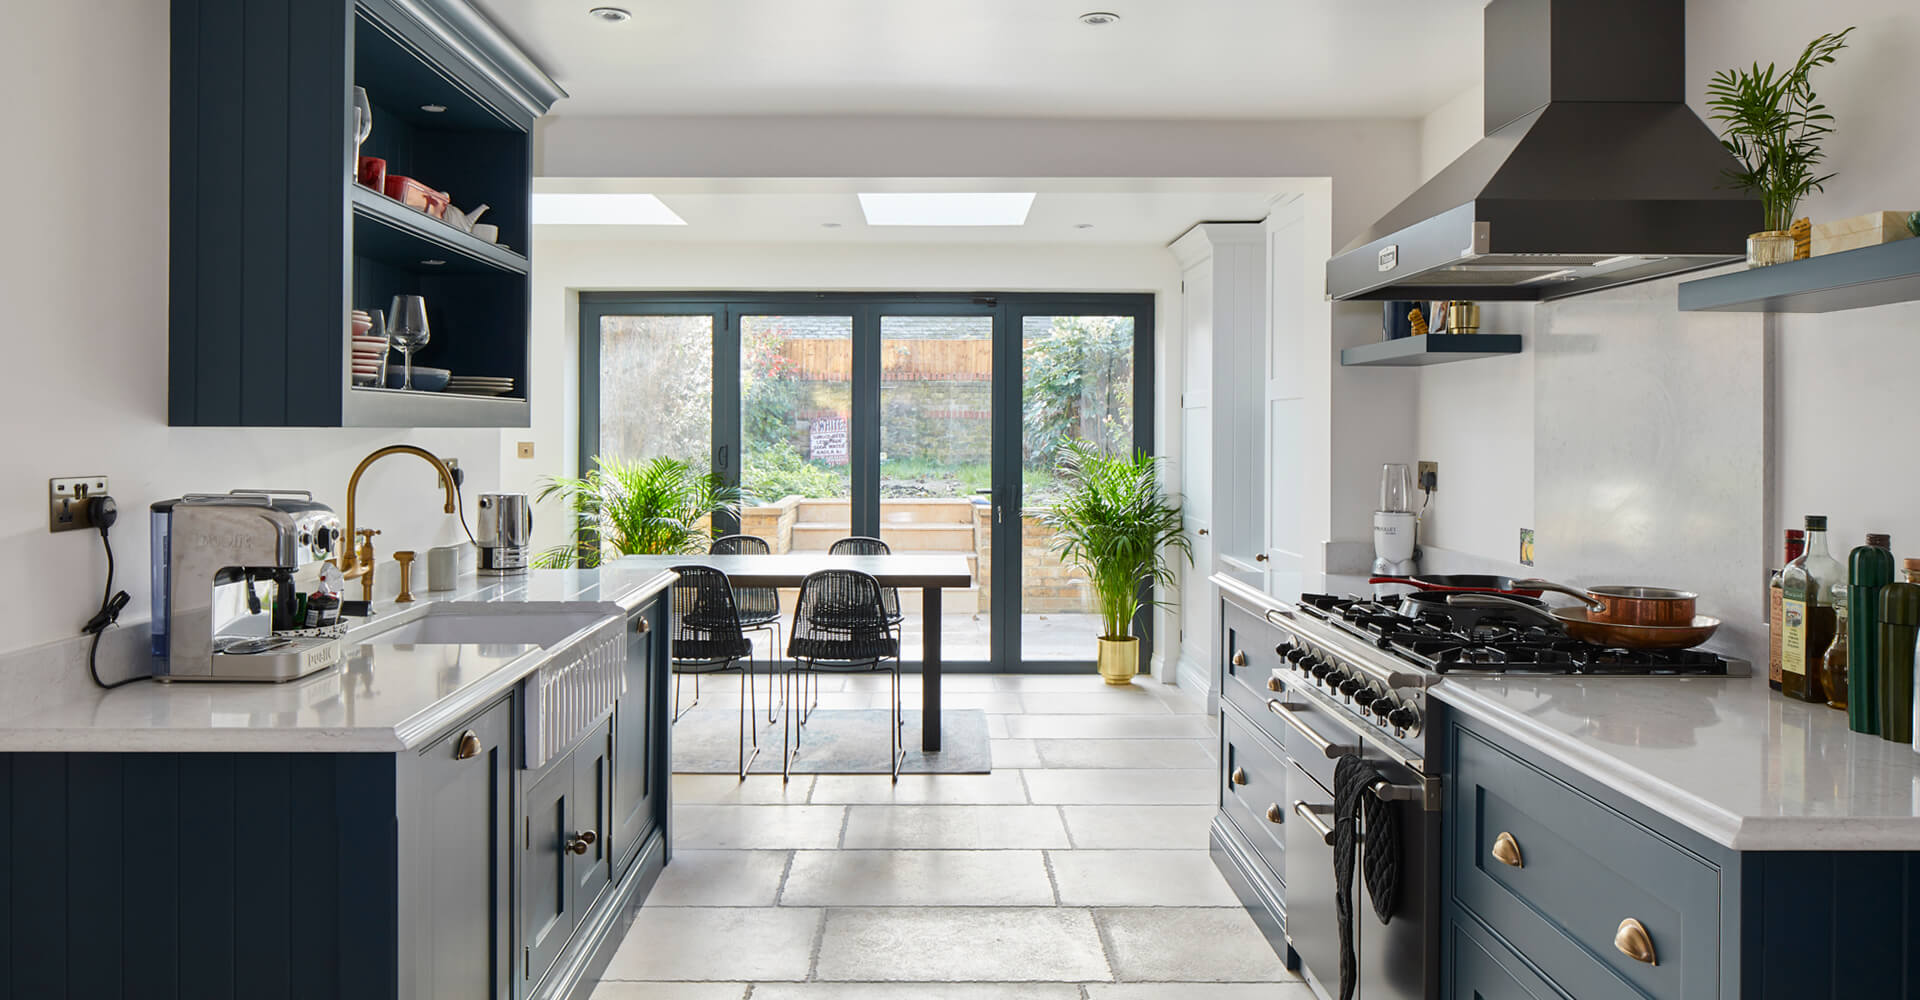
[
  {"xmin": 1264, "ymin": 604, "xmax": 1296, "ymax": 625},
  {"xmin": 1266, "ymin": 698, "xmax": 1358, "ymax": 759},
  {"xmin": 1292, "ymin": 801, "xmax": 1336, "ymax": 845}
]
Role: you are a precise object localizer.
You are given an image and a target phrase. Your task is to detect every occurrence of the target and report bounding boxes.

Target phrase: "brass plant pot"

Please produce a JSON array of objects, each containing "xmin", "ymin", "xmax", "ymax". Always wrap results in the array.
[
  {"xmin": 1097, "ymin": 635, "xmax": 1140, "ymax": 685},
  {"xmin": 1746, "ymin": 230, "xmax": 1795, "ymax": 268}
]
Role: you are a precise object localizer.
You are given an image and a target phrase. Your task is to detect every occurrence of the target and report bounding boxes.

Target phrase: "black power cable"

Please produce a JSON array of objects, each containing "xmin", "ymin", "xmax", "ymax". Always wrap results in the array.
[{"xmin": 81, "ymin": 496, "xmax": 142, "ymax": 690}]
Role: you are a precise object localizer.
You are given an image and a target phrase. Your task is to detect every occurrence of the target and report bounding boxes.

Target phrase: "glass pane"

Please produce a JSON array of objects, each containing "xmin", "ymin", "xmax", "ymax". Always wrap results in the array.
[
  {"xmin": 740, "ymin": 315, "xmax": 853, "ymax": 505},
  {"xmin": 598, "ymin": 314, "xmax": 713, "ymax": 471},
  {"xmin": 1020, "ymin": 315, "xmax": 1135, "ymax": 661},
  {"xmin": 880, "ymin": 315, "xmax": 993, "ymax": 664}
]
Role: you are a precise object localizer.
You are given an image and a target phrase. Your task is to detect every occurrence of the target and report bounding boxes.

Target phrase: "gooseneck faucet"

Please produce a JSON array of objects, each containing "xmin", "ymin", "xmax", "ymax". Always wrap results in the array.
[{"xmin": 336, "ymin": 446, "xmax": 458, "ymax": 596}]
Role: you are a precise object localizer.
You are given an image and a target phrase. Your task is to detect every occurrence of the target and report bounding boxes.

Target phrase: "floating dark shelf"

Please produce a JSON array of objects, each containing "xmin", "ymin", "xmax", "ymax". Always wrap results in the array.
[
  {"xmin": 1678, "ymin": 237, "xmax": 1920, "ymax": 313},
  {"xmin": 1340, "ymin": 334, "xmax": 1523, "ymax": 367},
  {"xmin": 350, "ymin": 185, "xmax": 530, "ymax": 275}
]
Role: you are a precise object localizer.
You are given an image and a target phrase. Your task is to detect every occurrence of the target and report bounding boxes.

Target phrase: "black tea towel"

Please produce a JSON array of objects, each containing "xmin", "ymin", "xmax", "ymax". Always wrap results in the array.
[{"xmin": 1333, "ymin": 754, "xmax": 1403, "ymax": 1000}]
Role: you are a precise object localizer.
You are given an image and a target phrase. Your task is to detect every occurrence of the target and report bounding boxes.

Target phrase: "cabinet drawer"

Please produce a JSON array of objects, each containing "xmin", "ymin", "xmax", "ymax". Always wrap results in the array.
[
  {"xmin": 1219, "ymin": 705, "xmax": 1287, "ymax": 887},
  {"xmin": 1451, "ymin": 724, "xmax": 1720, "ymax": 1000},
  {"xmin": 1449, "ymin": 917, "xmax": 1560, "ymax": 1000},
  {"xmin": 1221, "ymin": 603, "xmax": 1289, "ymax": 746}
]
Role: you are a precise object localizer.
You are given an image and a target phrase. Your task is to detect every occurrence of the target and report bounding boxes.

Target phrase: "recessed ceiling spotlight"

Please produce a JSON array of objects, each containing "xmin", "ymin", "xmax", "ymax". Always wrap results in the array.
[
  {"xmin": 420, "ymin": 103, "xmax": 447, "ymax": 113},
  {"xmin": 1079, "ymin": 11, "xmax": 1120, "ymax": 25},
  {"xmin": 1075, "ymin": 223, "xmax": 1095, "ymax": 230},
  {"xmin": 821, "ymin": 222, "xmax": 843, "ymax": 229},
  {"xmin": 589, "ymin": 6, "xmax": 632, "ymax": 23},
  {"xmin": 420, "ymin": 259, "xmax": 446, "ymax": 267}
]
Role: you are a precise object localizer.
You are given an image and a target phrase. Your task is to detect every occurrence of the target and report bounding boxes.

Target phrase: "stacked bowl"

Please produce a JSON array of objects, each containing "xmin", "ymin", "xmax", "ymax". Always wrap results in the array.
[{"xmin": 351, "ymin": 310, "xmax": 388, "ymax": 386}]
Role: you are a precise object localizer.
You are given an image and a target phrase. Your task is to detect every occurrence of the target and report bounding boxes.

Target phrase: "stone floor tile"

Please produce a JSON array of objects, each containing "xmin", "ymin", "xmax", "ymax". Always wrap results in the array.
[
  {"xmin": 987, "ymin": 714, "xmax": 1012, "ymax": 738},
  {"xmin": 1061, "ymin": 805, "xmax": 1218, "ymax": 850},
  {"xmin": 671, "ymin": 804, "xmax": 847, "ymax": 849},
  {"xmin": 590, "ymin": 983, "xmax": 749, "ymax": 1000},
  {"xmin": 1003, "ymin": 715, "xmax": 1214, "ymax": 740},
  {"xmin": 600, "ymin": 907, "xmax": 819, "ymax": 981},
  {"xmin": 814, "ymin": 907, "xmax": 1111, "ymax": 981},
  {"xmin": 810, "ymin": 770, "xmax": 1028, "ymax": 804},
  {"xmin": 1048, "ymin": 850, "xmax": 1241, "ymax": 906},
  {"xmin": 1021, "ymin": 769, "xmax": 1215, "ymax": 805},
  {"xmin": 640, "ymin": 849, "xmax": 790, "ymax": 906},
  {"xmin": 991, "ymin": 738, "xmax": 1044, "ymax": 768},
  {"xmin": 671, "ymin": 773, "xmax": 816, "ymax": 804},
  {"xmin": 1095, "ymin": 907, "xmax": 1293, "ymax": 982},
  {"xmin": 752, "ymin": 985, "xmax": 1081, "ymax": 999},
  {"xmin": 1084, "ymin": 984, "xmax": 1313, "ymax": 999},
  {"xmin": 1020, "ymin": 692, "xmax": 1174, "ymax": 715},
  {"xmin": 840, "ymin": 804, "xmax": 1070, "ymax": 849},
  {"xmin": 1033, "ymin": 739, "xmax": 1214, "ymax": 770},
  {"xmin": 782, "ymin": 849, "xmax": 1054, "ymax": 906}
]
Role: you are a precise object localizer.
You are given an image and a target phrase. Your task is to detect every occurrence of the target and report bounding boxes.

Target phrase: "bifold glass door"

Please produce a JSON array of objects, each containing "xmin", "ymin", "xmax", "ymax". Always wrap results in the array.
[{"xmin": 580, "ymin": 293, "xmax": 1152, "ymax": 672}]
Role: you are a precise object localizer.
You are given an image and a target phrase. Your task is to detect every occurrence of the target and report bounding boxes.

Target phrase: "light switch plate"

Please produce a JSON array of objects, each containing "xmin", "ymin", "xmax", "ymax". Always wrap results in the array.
[
  {"xmin": 517, "ymin": 441, "xmax": 535, "ymax": 459},
  {"xmin": 49, "ymin": 476, "xmax": 110, "ymax": 533},
  {"xmin": 1519, "ymin": 528, "xmax": 1535, "ymax": 566}
]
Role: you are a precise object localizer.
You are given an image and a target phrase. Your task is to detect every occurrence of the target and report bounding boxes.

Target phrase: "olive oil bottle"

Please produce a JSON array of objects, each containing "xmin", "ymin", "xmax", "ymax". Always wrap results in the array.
[
  {"xmin": 1781, "ymin": 516, "xmax": 1841, "ymax": 703},
  {"xmin": 1769, "ymin": 529, "xmax": 1807, "ymax": 691}
]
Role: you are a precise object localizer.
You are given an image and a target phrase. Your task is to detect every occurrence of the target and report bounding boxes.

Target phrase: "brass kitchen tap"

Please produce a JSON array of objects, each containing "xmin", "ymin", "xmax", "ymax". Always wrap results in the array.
[
  {"xmin": 352, "ymin": 528, "xmax": 381, "ymax": 602},
  {"xmin": 336, "ymin": 445, "xmax": 458, "ymax": 596}
]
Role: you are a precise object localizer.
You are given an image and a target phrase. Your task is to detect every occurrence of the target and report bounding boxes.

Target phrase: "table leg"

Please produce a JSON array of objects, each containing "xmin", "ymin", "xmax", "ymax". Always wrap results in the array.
[{"xmin": 921, "ymin": 585, "xmax": 941, "ymax": 753}]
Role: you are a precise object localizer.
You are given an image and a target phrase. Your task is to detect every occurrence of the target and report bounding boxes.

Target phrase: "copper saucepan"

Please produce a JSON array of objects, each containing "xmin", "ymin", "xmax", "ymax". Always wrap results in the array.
[
  {"xmin": 1448, "ymin": 594, "xmax": 1721, "ymax": 650},
  {"xmin": 1516, "ymin": 579, "xmax": 1698, "ymax": 626}
]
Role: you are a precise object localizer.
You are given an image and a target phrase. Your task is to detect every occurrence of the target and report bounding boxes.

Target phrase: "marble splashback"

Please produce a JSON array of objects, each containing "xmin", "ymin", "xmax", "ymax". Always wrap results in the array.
[{"xmin": 1532, "ymin": 276, "xmax": 1769, "ymax": 663}]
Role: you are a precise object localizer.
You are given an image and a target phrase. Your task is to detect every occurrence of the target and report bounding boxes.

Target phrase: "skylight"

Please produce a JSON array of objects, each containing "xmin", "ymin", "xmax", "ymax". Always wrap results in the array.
[
  {"xmin": 857, "ymin": 192, "xmax": 1036, "ymax": 227},
  {"xmin": 532, "ymin": 193, "xmax": 687, "ymax": 225}
]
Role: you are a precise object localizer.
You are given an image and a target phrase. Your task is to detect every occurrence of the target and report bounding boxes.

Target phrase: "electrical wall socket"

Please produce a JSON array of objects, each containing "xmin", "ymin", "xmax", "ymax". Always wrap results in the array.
[
  {"xmin": 517, "ymin": 441, "xmax": 535, "ymax": 459},
  {"xmin": 1417, "ymin": 461, "xmax": 1439, "ymax": 491},
  {"xmin": 49, "ymin": 476, "xmax": 110, "ymax": 533}
]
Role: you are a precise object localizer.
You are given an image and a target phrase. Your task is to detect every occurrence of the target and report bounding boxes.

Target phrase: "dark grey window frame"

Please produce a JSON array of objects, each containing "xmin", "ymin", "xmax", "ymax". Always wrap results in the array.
[{"xmin": 578, "ymin": 291, "xmax": 1156, "ymax": 673}]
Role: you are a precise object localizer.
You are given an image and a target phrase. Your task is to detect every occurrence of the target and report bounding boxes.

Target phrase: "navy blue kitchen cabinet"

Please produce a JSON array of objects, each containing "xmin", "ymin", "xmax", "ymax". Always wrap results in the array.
[
  {"xmin": 0, "ymin": 593, "xmax": 672, "ymax": 999},
  {"xmin": 168, "ymin": 0, "xmax": 562, "ymax": 428},
  {"xmin": 1443, "ymin": 709, "xmax": 1920, "ymax": 999}
]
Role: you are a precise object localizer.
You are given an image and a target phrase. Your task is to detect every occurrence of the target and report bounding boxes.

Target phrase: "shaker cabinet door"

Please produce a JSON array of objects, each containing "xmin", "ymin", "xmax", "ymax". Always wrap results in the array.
[
  {"xmin": 613, "ymin": 598, "xmax": 659, "ymax": 873},
  {"xmin": 520, "ymin": 755, "xmax": 577, "ymax": 988},
  {"xmin": 398, "ymin": 696, "xmax": 514, "ymax": 1000},
  {"xmin": 572, "ymin": 718, "xmax": 615, "ymax": 913}
]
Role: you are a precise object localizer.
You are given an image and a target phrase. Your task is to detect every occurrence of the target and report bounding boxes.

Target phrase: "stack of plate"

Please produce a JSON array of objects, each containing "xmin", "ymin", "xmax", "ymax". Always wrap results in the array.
[
  {"xmin": 350, "ymin": 310, "xmax": 387, "ymax": 386},
  {"xmin": 445, "ymin": 375, "xmax": 515, "ymax": 397}
]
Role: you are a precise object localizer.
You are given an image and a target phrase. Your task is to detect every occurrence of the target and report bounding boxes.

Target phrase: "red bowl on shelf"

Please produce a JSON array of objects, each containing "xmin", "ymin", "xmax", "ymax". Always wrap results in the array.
[
  {"xmin": 356, "ymin": 156, "xmax": 386, "ymax": 191},
  {"xmin": 384, "ymin": 175, "xmax": 435, "ymax": 212}
]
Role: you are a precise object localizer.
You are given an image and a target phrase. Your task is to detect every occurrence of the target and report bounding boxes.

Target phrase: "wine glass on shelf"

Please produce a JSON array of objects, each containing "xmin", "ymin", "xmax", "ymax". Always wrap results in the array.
[
  {"xmin": 387, "ymin": 295, "xmax": 430, "ymax": 390},
  {"xmin": 352, "ymin": 87, "xmax": 373, "ymax": 168}
]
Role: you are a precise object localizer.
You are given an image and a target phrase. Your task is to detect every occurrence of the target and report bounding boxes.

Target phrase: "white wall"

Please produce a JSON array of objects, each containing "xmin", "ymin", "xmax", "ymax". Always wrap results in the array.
[
  {"xmin": 535, "ymin": 115, "xmax": 1422, "ymax": 254},
  {"xmin": 0, "ymin": 1, "xmax": 512, "ymax": 655},
  {"xmin": 1404, "ymin": 0, "xmax": 1920, "ymax": 663}
]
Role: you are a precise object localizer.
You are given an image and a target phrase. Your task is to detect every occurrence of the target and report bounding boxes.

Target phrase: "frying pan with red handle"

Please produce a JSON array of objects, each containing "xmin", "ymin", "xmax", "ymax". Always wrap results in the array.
[{"xmin": 1368, "ymin": 573, "xmax": 1546, "ymax": 598}]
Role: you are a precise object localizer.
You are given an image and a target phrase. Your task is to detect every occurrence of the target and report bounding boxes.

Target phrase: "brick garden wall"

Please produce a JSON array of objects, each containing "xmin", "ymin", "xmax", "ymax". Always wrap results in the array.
[{"xmin": 973, "ymin": 504, "xmax": 1094, "ymax": 614}]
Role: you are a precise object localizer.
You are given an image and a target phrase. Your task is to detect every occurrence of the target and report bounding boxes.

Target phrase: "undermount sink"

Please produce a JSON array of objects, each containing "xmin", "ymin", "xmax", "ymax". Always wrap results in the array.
[{"xmin": 359, "ymin": 604, "xmax": 610, "ymax": 648}]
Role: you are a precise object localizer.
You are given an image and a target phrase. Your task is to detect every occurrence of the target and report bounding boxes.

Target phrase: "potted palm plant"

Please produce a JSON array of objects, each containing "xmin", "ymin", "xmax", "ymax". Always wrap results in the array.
[
  {"xmin": 1705, "ymin": 27, "xmax": 1855, "ymax": 267},
  {"xmin": 534, "ymin": 456, "xmax": 741, "ymax": 567},
  {"xmin": 1041, "ymin": 440, "xmax": 1192, "ymax": 685}
]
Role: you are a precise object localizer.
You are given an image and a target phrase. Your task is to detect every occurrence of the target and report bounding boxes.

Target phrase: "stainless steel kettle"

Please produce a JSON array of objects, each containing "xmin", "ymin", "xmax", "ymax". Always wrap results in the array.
[{"xmin": 476, "ymin": 492, "xmax": 532, "ymax": 575}]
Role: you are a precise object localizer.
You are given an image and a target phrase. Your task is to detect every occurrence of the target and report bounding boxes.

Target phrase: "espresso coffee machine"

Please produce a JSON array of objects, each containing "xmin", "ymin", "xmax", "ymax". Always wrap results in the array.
[{"xmin": 150, "ymin": 491, "xmax": 345, "ymax": 682}]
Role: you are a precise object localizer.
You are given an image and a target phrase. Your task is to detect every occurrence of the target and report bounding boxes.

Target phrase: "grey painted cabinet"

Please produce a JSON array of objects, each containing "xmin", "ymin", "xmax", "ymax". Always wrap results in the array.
[
  {"xmin": 520, "ymin": 715, "xmax": 616, "ymax": 991},
  {"xmin": 571, "ymin": 721, "xmax": 615, "ymax": 913},
  {"xmin": 398, "ymin": 696, "xmax": 514, "ymax": 999},
  {"xmin": 613, "ymin": 601, "xmax": 659, "ymax": 873}
]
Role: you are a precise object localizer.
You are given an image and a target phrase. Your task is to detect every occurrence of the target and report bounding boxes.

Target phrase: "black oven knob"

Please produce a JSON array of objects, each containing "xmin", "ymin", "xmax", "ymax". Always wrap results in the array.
[
  {"xmin": 1337, "ymin": 676, "xmax": 1364, "ymax": 697},
  {"xmin": 1387, "ymin": 705, "xmax": 1420, "ymax": 730},
  {"xmin": 1308, "ymin": 659, "xmax": 1333, "ymax": 680},
  {"xmin": 1285, "ymin": 646, "xmax": 1310, "ymax": 664},
  {"xmin": 1351, "ymin": 687, "xmax": 1377, "ymax": 708},
  {"xmin": 1275, "ymin": 642, "xmax": 1295, "ymax": 659},
  {"xmin": 1370, "ymin": 698, "xmax": 1395, "ymax": 721}
]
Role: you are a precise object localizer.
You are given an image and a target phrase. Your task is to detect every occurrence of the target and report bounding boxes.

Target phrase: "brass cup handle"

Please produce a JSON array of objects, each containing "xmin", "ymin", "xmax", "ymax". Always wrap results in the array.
[
  {"xmin": 1231, "ymin": 767, "xmax": 1249, "ymax": 786},
  {"xmin": 1231, "ymin": 651, "xmax": 1248, "ymax": 667},
  {"xmin": 1614, "ymin": 918, "xmax": 1657, "ymax": 966},
  {"xmin": 634, "ymin": 618, "xmax": 650, "ymax": 634},
  {"xmin": 453, "ymin": 730, "xmax": 481, "ymax": 760},
  {"xmin": 1266, "ymin": 676, "xmax": 1283, "ymax": 692},
  {"xmin": 1491, "ymin": 831, "xmax": 1524, "ymax": 868},
  {"xmin": 1265, "ymin": 803, "xmax": 1285, "ymax": 825},
  {"xmin": 566, "ymin": 830, "xmax": 598, "ymax": 856}
]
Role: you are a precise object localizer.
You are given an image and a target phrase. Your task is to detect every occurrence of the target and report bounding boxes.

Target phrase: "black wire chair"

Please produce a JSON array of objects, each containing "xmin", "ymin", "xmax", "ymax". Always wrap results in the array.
[
  {"xmin": 827, "ymin": 536, "xmax": 905, "ymax": 628},
  {"xmin": 784, "ymin": 569, "xmax": 905, "ymax": 782},
  {"xmin": 668, "ymin": 564, "xmax": 760, "ymax": 779},
  {"xmin": 710, "ymin": 533, "xmax": 783, "ymax": 723}
]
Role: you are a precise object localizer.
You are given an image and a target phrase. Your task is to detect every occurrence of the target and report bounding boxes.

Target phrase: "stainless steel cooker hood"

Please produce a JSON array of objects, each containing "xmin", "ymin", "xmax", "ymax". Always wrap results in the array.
[{"xmin": 1327, "ymin": 0, "xmax": 1761, "ymax": 302}]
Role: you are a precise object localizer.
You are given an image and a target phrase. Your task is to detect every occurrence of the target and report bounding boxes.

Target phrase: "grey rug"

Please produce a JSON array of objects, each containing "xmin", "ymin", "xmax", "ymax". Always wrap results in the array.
[{"xmin": 672, "ymin": 707, "xmax": 992, "ymax": 775}]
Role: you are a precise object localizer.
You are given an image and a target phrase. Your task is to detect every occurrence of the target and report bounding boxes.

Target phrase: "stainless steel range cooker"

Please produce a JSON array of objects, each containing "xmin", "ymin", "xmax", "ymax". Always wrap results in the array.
[{"xmin": 1210, "ymin": 584, "xmax": 1743, "ymax": 1000}]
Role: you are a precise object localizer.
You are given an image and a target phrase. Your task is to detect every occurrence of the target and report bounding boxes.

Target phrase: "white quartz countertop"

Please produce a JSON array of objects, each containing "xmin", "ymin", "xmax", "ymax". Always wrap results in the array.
[
  {"xmin": 0, "ymin": 565, "xmax": 676, "ymax": 754},
  {"xmin": 1213, "ymin": 567, "xmax": 1920, "ymax": 851}
]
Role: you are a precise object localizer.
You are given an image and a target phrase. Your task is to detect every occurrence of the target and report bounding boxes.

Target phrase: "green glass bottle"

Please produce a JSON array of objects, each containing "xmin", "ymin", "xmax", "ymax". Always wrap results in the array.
[
  {"xmin": 1877, "ymin": 559, "xmax": 1920, "ymax": 745},
  {"xmin": 1848, "ymin": 533, "xmax": 1895, "ymax": 734}
]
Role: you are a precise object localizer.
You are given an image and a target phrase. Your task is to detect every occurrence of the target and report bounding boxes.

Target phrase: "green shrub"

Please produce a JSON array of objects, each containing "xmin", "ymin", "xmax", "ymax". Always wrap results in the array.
[{"xmin": 742, "ymin": 441, "xmax": 843, "ymax": 502}]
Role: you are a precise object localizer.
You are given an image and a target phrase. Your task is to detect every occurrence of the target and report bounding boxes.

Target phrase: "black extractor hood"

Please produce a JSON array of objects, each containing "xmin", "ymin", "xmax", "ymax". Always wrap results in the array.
[{"xmin": 1327, "ymin": 0, "xmax": 1761, "ymax": 302}]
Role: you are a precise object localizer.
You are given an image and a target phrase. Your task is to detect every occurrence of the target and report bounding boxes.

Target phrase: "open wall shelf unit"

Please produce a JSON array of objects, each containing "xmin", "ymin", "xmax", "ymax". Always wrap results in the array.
[
  {"xmin": 1340, "ymin": 334, "xmax": 1524, "ymax": 367},
  {"xmin": 1677, "ymin": 238, "xmax": 1920, "ymax": 314},
  {"xmin": 168, "ymin": 0, "xmax": 562, "ymax": 427}
]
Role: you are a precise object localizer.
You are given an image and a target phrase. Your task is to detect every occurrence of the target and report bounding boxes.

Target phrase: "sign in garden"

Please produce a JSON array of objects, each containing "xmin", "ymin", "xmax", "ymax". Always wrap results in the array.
[{"xmin": 809, "ymin": 416, "xmax": 850, "ymax": 466}]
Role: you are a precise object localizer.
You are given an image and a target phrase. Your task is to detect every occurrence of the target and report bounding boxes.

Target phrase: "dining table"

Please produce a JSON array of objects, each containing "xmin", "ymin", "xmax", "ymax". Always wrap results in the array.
[{"xmin": 612, "ymin": 552, "xmax": 976, "ymax": 752}]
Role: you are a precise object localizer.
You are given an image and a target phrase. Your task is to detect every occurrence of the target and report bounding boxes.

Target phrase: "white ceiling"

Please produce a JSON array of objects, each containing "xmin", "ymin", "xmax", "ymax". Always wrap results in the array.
[
  {"xmin": 532, "ymin": 178, "xmax": 1304, "ymax": 244},
  {"xmin": 477, "ymin": 0, "xmax": 1484, "ymax": 120}
]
